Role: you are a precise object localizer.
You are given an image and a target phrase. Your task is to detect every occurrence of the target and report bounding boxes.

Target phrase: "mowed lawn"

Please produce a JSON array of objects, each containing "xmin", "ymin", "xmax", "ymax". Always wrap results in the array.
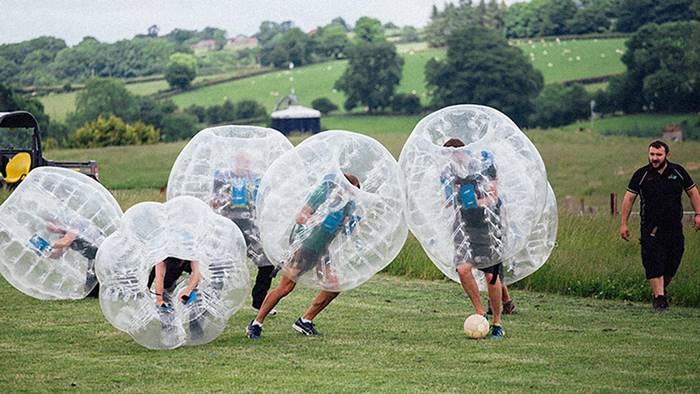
[{"xmin": 1, "ymin": 274, "xmax": 699, "ymax": 392}]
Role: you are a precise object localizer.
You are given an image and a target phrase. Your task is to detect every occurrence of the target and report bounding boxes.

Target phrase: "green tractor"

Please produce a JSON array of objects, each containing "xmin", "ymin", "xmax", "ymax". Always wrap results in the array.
[{"xmin": 0, "ymin": 111, "xmax": 98, "ymax": 187}]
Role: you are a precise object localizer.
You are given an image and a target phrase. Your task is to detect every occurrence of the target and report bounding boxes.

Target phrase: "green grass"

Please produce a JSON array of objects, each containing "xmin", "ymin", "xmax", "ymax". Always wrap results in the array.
[
  {"xmin": 37, "ymin": 38, "xmax": 627, "ymax": 121},
  {"xmin": 565, "ymin": 113, "xmax": 700, "ymax": 136},
  {"xmin": 171, "ymin": 38, "xmax": 626, "ymax": 113},
  {"xmin": 515, "ymin": 38, "xmax": 626, "ymax": 83},
  {"xmin": 1, "ymin": 274, "xmax": 699, "ymax": 392}
]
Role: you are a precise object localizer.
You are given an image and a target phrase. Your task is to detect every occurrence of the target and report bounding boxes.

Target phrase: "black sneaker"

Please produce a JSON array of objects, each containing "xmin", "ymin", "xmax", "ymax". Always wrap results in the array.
[
  {"xmin": 502, "ymin": 300, "xmax": 516, "ymax": 315},
  {"xmin": 246, "ymin": 321, "xmax": 262, "ymax": 339},
  {"xmin": 293, "ymin": 318, "xmax": 320, "ymax": 336},
  {"xmin": 653, "ymin": 295, "xmax": 668, "ymax": 312}
]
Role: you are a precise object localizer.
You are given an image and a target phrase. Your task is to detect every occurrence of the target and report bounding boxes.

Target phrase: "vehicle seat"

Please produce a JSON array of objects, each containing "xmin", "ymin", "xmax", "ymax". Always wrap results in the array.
[{"xmin": 4, "ymin": 152, "xmax": 31, "ymax": 185}]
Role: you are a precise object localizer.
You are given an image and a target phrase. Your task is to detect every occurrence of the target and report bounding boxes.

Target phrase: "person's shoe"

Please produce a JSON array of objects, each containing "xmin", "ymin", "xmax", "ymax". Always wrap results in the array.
[
  {"xmin": 246, "ymin": 321, "xmax": 262, "ymax": 340},
  {"xmin": 653, "ymin": 295, "xmax": 668, "ymax": 312},
  {"xmin": 293, "ymin": 318, "xmax": 320, "ymax": 336},
  {"xmin": 251, "ymin": 306, "xmax": 277, "ymax": 316},
  {"xmin": 502, "ymin": 299, "xmax": 516, "ymax": 315},
  {"xmin": 488, "ymin": 324, "xmax": 505, "ymax": 340}
]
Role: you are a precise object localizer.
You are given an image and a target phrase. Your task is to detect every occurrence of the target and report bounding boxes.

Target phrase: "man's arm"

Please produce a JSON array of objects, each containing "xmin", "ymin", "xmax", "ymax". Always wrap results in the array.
[
  {"xmin": 478, "ymin": 180, "xmax": 498, "ymax": 207},
  {"xmin": 154, "ymin": 261, "xmax": 166, "ymax": 305},
  {"xmin": 686, "ymin": 186, "xmax": 700, "ymax": 231},
  {"xmin": 619, "ymin": 191, "xmax": 637, "ymax": 241},
  {"xmin": 179, "ymin": 261, "xmax": 201, "ymax": 302}
]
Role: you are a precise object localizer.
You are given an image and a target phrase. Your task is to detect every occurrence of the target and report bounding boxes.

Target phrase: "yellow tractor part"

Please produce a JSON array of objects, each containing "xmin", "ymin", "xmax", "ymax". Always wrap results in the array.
[{"xmin": 4, "ymin": 152, "xmax": 31, "ymax": 185}]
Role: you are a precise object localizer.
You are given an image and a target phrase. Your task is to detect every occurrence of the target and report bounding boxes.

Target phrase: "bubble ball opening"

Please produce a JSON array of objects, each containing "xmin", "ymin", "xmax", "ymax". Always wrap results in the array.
[{"xmin": 96, "ymin": 196, "xmax": 250, "ymax": 350}]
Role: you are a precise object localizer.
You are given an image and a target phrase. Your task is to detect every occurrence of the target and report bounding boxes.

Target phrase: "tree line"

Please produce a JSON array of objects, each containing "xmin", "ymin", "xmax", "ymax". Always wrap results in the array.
[{"xmin": 424, "ymin": 0, "xmax": 700, "ymax": 45}]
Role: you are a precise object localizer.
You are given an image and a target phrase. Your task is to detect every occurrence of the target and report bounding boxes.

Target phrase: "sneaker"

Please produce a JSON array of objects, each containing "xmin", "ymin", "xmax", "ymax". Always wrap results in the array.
[
  {"xmin": 502, "ymin": 300, "xmax": 516, "ymax": 315},
  {"xmin": 246, "ymin": 320, "xmax": 262, "ymax": 340},
  {"xmin": 653, "ymin": 295, "xmax": 668, "ymax": 312},
  {"xmin": 293, "ymin": 318, "xmax": 320, "ymax": 336},
  {"xmin": 251, "ymin": 306, "xmax": 277, "ymax": 316},
  {"xmin": 488, "ymin": 324, "xmax": 505, "ymax": 340}
]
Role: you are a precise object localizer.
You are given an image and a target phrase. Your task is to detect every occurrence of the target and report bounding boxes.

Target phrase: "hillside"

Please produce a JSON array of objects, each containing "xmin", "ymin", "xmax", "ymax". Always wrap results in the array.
[{"xmin": 39, "ymin": 38, "xmax": 627, "ymax": 120}]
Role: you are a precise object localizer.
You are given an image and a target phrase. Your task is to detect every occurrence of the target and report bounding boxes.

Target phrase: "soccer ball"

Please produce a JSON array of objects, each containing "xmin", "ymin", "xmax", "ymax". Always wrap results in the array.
[{"xmin": 463, "ymin": 314, "xmax": 490, "ymax": 339}]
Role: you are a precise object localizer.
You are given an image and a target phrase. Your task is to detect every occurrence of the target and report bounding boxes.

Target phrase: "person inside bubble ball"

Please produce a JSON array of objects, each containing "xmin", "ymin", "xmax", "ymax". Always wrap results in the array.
[
  {"xmin": 246, "ymin": 173, "xmax": 361, "ymax": 340},
  {"xmin": 34, "ymin": 211, "xmax": 100, "ymax": 297},
  {"xmin": 148, "ymin": 257, "xmax": 203, "ymax": 339},
  {"xmin": 210, "ymin": 152, "xmax": 278, "ymax": 316},
  {"xmin": 441, "ymin": 138, "xmax": 507, "ymax": 339}
]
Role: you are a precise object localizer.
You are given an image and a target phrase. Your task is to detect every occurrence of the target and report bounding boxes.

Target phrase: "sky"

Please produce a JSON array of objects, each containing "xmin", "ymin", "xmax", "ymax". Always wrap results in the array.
[{"xmin": 0, "ymin": 0, "xmax": 520, "ymax": 46}]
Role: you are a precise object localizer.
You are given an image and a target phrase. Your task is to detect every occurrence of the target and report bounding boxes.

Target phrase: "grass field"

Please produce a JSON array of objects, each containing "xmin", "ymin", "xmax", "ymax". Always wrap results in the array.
[
  {"xmin": 39, "ymin": 38, "xmax": 628, "ymax": 121},
  {"xmin": 565, "ymin": 113, "xmax": 700, "ymax": 135},
  {"xmin": 1, "ymin": 274, "xmax": 699, "ymax": 392},
  {"xmin": 30, "ymin": 125, "xmax": 700, "ymax": 307}
]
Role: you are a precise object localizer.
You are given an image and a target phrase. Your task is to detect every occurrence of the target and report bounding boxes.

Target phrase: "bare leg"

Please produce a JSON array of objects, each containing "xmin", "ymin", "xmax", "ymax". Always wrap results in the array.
[
  {"xmin": 663, "ymin": 275, "xmax": 673, "ymax": 291},
  {"xmin": 501, "ymin": 284, "xmax": 511, "ymax": 303},
  {"xmin": 649, "ymin": 277, "xmax": 664, "ymax": 296},
  {"xmin": 255, "ymin": 275, "xmax": 296, "ymax": 324},
  {"xmin": 457, "ymin": 263, "xmax": 485, "ymax": 315},
  {"xmin": 302, "ymin": 291, "xmax": 340, "ymax": 321},
  {"xmin": 486, "ymin": 274, "xmax": 502, "ymax": 325}
]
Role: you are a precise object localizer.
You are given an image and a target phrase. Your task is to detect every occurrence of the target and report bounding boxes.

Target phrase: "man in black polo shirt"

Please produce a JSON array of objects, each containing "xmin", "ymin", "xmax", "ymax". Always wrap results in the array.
[{"xmin": 620, "ymin": 140, "xmax": 700, "ymax": 311}]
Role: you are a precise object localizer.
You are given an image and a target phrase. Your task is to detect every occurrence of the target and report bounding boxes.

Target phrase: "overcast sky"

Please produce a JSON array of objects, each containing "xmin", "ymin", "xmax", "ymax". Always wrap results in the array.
[{"xmin": 1, "ymin": 0, "xmax": 520, "ymax": 46}]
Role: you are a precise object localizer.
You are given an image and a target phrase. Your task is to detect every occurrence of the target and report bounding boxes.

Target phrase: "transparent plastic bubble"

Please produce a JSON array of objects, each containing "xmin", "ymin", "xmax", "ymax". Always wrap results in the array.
[
  {"xmin": 167, "ymin": 126, "xmax": 293, "ymax": 267},
  {"xmin": 0, "ymin": 167, "xmax": 122, "ymax": 300},
  {"xmin": 502, "ymin": 183, "xmax": 557, "ymax": 283},
  {"xmin": 257, "ymin": 130, "xmax": 408, "ymax": 291},
  {"xmin": 399, "ymin": 105, "xmax": 551, "ymax": 280},
  {"xmin": 96, "ymin": 196, "xmax": 249, "ymax": 350}
]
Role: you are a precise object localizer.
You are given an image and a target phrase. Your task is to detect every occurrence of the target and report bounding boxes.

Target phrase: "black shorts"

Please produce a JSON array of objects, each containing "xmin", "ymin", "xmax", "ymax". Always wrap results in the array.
[
  {"xmin": 452, "ymin": 216, "xmax": 500, "ymax": 268},
  {"xmin": 285, "ymin": 246, "xmax": 329, "ymax": 279},
  {"xmin": 640, "ymin": 234, "xmax": 684, "ymax": 280}
]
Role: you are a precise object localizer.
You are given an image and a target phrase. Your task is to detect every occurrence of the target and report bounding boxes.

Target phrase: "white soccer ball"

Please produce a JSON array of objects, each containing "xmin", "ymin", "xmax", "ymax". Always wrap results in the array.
[{"xmin": 463, "ymin": 314, "xmax": 490, "ymax": 339}]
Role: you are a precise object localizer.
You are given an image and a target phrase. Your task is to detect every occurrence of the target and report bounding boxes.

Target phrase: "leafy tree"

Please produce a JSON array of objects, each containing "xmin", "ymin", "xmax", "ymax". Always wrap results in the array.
[
  {"xmin": 165, "ymin": 53, "xmax": 197, "ymax": 90},
  {"xmin": 353, "ymin": 17, "xmax": 385, "ymax": 43},
  {"xmin": 159, "ymin": 112, "xmax": 199, "ymax": 141},
  {"xmin": 314, "ymin": 24, "xmax": 350, "ymax": 59},
  {"xmin": 566, "ymin": 6, "xmax": 611, "ymax": 34},
  {"xmin": 70, "ymin": 115, "xmax": 159, "ymax": 148},
  {"xmin": 256, "ymin": 21, "xmax": 293, "ymax": 46},
  {"xmin": 615, "ymin": 0, "xmax": 696, "ymax": 32},
  {"xmin": 260, "ymin": 28, "xmax": 312, "ymax": 68},
  {"xmin": 311, "ymin": 97, "xmax": 339, "ymax": 114},
  {"xmin": 399, "ymin": 26, "xmax": 421, "ymax": 43},
  {"xmin": 607, "ymin": 21, "xmax": 700, "ymax": 112},
  {"xmin": 331, "ymin": 17, "xmax": 352, "ymax": 32},
  {"xmin": 185, "ymin": 104, "xmax": 207, "ymax": 123},
  {"xmin": 391, "ymin": 93, "xmax": 422, "ymax": 114},
  {"xmin": 425, "ymin": 26, "xmax": 543, "ymax": 125},
  {"xmin": 0, "ymin": 83, "xmax": 51, "ymax": 135},
  {"xmin": 69, "ymin": 78, "xmax": 139, "ymax": 128},
  {"xmin": 529, "ymin": 83, "xmax": 592, "ymax": 127},
  {"xmin": 335, "ymin": 41, "xmax": 403, "ymax": 112},
  {"xmin": 136, "ymin": 97, "xmax": 177, "ymax": 130},
  {"xmin": 234, "ymin": 100, "xmax": 267, "ymax": 120}
]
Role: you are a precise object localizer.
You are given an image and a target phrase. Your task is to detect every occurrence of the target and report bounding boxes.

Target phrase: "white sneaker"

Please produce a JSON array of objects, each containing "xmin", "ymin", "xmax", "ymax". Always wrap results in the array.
[{"xmin": 251, "ymin": 306, "xmax": 277, "ymax": 316}]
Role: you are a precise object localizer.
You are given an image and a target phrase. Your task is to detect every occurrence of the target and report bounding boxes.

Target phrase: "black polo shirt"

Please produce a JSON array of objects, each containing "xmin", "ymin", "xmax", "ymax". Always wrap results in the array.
[{"xmin": 627, "ymin": 162, "xmax": 696, "ymax": 235}]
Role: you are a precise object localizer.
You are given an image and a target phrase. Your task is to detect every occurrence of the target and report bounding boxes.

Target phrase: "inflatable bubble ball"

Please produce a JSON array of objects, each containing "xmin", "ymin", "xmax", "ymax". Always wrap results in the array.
[
  {"xmin": 167, "ymin": 125, "xmax": 293, "ymax": 267},
  {"xmin": 96, "ymin": 196, "xmax": 249, "ymax": 350},
  {"xmin": 257, "ymin": 130, "xmax": 408, "ymax": 292},
  {"xmin": 0, "ymin": 167, "xmax": 122, "ymax": 300},
  {"xmin": 399, "ymin": 105, "xmax": 553, "ymax": 282}
]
